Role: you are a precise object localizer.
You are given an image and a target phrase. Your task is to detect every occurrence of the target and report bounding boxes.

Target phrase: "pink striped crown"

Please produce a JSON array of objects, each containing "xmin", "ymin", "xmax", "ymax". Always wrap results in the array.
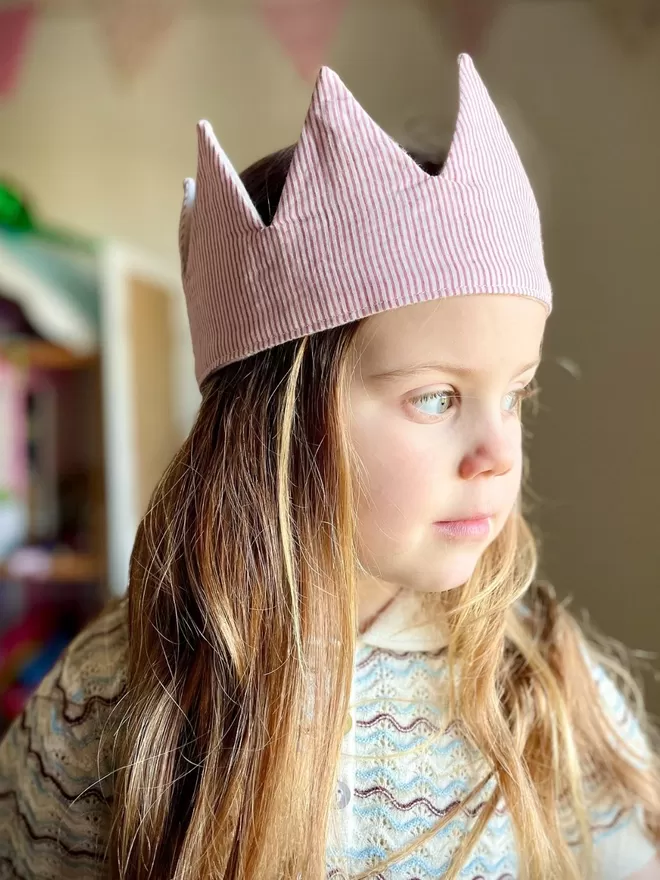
[{"xmin": 180, "ymin": 54, "xmax": 552, "ymax": 386}]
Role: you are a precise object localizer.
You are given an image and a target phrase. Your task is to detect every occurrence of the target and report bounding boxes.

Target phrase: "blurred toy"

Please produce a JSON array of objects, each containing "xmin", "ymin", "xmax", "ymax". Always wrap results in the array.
[
  {"xmin": 0, "ymin": 601, "xmax": 80, "ymax": 728},
  {"xmin": 0, "ymin": 180, "xmax": 95, "ymax": 254}
]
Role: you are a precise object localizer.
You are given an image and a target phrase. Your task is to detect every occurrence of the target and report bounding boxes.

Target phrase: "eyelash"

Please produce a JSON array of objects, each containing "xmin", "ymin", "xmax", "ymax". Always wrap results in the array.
[{"xmin": 408, "ymin": 383, "xmax": 540, "ymax": 418}]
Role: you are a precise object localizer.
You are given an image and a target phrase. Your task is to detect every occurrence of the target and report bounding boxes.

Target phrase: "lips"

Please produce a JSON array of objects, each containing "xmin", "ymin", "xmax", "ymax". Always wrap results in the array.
[
  {"xmin": 433, "ymin": 516, "xmax": 493, "ymax": 541},
  {"xmin": 437, "ymin": 511, "xmax": 496, "ymax": 524}
]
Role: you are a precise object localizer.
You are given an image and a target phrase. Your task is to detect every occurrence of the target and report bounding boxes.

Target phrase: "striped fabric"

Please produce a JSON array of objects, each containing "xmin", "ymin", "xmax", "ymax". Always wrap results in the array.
[{"xmin": 180, "ymin": 54, "xmax": 552, "ymax": 387}]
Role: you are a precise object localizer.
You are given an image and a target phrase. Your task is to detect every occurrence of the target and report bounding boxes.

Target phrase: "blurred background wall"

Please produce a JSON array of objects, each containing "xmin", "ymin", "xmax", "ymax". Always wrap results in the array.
[{"xmin": 0, "ymin": 0, "xmax": 658, "ymax": 723}]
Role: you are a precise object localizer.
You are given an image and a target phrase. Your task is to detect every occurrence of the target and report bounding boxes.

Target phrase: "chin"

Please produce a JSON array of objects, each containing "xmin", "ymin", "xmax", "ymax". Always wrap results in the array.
[{"xmin": 403, "ymin": 548, "xmax": 484, "ymax": 594}]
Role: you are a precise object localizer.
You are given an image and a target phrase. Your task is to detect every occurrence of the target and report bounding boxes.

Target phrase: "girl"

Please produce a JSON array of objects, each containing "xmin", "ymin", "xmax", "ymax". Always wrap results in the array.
[{"xmin": 1, "ymin": 54, "xmax": 659, "ymax": 880}]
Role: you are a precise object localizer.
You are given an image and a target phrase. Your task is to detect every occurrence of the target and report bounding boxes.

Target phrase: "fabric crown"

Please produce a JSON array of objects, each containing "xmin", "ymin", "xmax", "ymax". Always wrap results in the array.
[{"xmin": 180, "ymin": 54, "xmax": 552, "ymax": 387}]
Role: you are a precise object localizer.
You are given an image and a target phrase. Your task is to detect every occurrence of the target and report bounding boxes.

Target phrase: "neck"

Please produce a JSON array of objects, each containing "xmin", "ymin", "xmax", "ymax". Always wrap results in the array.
[
  {"xmin": 356, "ymin": 577, "xmax": 450, "ymax": 652},
  {"xmin": 357, "ymin": 576, "xmax": 401, "ymax": 633}
]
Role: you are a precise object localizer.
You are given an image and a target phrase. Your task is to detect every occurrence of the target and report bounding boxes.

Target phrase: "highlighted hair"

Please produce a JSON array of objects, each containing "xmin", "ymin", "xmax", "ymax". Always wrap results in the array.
[{"xmin": 109, "ymin": 150, "xmax": 660, "ymax": 879}]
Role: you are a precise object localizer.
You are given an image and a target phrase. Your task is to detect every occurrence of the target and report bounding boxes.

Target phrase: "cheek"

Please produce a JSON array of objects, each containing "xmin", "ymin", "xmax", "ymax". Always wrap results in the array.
[{"xmin": 353, "ymin": 422, "xmax": 445, "ymax": 532}]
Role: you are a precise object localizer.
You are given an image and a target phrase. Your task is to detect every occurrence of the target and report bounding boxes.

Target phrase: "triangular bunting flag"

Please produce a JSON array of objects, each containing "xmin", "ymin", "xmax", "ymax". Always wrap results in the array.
[
  {"xmin": 426, "ymin": 0, "xmax": 503, "ymax": 56},
  {"xmin": 0, "ymin": 3, "xmax": 36, "ymax": 99},
  {"xmin": 98, "ymin": 0, "xmax": 188, "ymax": 80},
  {"xmin": 259, "ymin": 0, "xmax": 348, "ymax": 82}
]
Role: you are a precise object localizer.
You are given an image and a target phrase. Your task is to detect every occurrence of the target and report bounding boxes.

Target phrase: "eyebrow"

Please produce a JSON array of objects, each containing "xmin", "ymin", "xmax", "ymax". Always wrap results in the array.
[{"xmin": 368, "ymin": 358, "xmax": 541, "ymax": 384}]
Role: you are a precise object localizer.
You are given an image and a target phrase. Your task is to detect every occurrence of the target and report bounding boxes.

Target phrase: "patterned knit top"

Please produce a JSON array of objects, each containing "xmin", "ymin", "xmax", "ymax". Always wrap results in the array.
[
  {"xmin": 327, "ymin": 592, "xmax": 656, "ymax": 878},
  {"xmin": 0, "ymin": 595, "xmax": 656, "ymax": 879}
]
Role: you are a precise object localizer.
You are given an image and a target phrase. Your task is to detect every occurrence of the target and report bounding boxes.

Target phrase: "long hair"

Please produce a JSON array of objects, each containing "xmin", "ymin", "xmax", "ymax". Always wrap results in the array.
[{"xmin": 109, "ymin": 147, "xmax": 660, "ymax": 879}]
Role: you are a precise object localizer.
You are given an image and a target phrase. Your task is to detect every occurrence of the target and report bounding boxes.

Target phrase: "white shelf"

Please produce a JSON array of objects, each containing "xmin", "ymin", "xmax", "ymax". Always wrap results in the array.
[{"xmin": 0, "ymin": 236, "xmax": 98, "ymax": 354}]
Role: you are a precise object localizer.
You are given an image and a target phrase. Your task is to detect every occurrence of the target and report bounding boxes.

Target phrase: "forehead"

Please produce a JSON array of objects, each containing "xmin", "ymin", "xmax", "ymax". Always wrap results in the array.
[{"xmin": 352, "ymin": 295, "xmax": 547, "ymax": 375}]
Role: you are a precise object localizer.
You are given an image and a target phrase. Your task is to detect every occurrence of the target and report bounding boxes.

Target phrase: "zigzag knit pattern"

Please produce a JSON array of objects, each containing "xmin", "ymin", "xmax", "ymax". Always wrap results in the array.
[
  {"xmin": 325, "ymin": 640, "xmax": 655, "ymax": 879},
  {"xmin": 0, "ymin": 603, "xmax": 654, "ymax": 879}
]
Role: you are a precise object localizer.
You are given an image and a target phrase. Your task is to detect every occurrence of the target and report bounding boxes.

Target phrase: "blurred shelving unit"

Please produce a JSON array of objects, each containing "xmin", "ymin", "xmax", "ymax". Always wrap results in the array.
[
  {"xmin": 0, "ymin": 229, "xmax": 194, "ymax": 599},
  {"xmin": 0, "ymin": 225, "xmax": 196, "ymax": 730},
  {"xmin": 0, "ymin": 549, "xmax": 101, "ymax": 584},
  {"xmin": 0, "ymin": 171, "xmax": 203, "ymax": 736},
  {"xmin": 0, "ymin": 339, "xmax": 96, "ymax": 371}
]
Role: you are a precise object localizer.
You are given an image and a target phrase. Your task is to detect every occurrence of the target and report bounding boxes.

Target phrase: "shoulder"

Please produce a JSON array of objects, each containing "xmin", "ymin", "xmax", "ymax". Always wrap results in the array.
[
  {"xmin": 0, "ymin": 599, "xmax": 128, "ymax": 879},
  {"xmin": 580, "ymin": 644, "xmax": 658, "ymax": 879},
  {"xmin": 516, "ymin": 596, "xmax": 658, "ymax": 877},
  {"xmin": 581, "ymin": 643, "xmax": 652, "ymax": 771}
]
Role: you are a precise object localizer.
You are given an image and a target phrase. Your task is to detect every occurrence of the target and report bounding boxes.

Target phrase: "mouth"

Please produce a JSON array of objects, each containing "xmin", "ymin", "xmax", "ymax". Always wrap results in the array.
[{"xmin": 432, "ymin": 515, "xmax": 493, "ymax": 541}]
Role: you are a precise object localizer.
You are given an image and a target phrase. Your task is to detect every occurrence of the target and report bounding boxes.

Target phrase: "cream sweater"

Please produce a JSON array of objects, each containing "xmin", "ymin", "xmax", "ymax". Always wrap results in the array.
[{"xmin": 327, "ymin": 591, "xmax": 656, "ymax": 878}]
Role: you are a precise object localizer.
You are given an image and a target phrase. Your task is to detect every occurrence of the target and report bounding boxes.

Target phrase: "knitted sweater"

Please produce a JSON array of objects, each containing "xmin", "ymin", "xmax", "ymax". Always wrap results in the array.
[
  {"xmin": 328, "ymin": 592, "xmax": 656, "ymax": 878},
  {"xmin": 0, "ymin": 596, "xmax": 656, "ymax": 879}
]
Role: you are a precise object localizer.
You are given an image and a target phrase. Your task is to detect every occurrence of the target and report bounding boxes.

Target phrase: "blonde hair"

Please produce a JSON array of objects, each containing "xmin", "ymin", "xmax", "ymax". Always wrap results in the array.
[
  {"xmin": 109, "ymin": 150, "xmax": 660, "ymax": 879},
  {"xmin": 353, "ymin": 512, "xmax": 660, "ymax": 879},
  {"xmin": 111, "ymin": 327, "xmax": 361, "ymax": 879}
]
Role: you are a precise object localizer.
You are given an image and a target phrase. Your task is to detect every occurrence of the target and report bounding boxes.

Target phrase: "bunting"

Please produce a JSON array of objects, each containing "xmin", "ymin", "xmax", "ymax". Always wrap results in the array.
[
  {"xmin": 0, "ymin": 3, "xmax": 35, "ymax": 98},
  {"xmin": 259, "ymin": 0, "xmax": 349, "ymax": 82}
]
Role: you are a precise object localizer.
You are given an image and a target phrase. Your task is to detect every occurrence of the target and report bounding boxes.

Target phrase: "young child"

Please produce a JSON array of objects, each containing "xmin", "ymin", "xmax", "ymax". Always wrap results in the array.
[{"xmin": 1, "ymin": 55, "xmax": 659, "ymax": 880}]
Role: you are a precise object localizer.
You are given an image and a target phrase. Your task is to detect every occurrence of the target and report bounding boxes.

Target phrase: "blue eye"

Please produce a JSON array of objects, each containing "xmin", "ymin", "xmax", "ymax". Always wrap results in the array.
[
  {"xmin": 503, "ymin": 386, "xmax": 538, "ymax": 413},
  {"xmin": 411, "ymin": 390, "xmax": 454, "ymax": 416}
]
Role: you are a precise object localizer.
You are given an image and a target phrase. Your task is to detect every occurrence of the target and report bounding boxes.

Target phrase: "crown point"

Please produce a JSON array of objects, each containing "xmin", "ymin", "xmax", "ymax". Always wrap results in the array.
[
  {"xmin": 312, "ymin": 65, "xmax": 350, "ymax": 101},
  {"xmin": 317, "ymin": 64, "xmax": 339, "ymax": 82},
  {"xmin": 457, "ymin": 53, "xmax": 479, "ymax": 85},
  {"xmin": 197, "ymin": 119, "xmax": 217, "ymax": 147}
]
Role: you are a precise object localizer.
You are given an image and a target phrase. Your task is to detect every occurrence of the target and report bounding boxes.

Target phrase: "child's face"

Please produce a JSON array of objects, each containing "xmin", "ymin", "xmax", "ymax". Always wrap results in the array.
[{"xmin": 347, "ymin": 295, "xmax": 546, "ymax": 597}]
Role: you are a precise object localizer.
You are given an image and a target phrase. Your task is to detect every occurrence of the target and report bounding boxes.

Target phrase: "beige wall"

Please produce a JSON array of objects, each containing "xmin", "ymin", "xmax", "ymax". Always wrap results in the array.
[
  {"xmin": 0, "ymin": 0, "xmax": 454, "ymax": 272},
  {"xmin": 1, "ymin": 1, "xmax": 658, "ymax": 702}
]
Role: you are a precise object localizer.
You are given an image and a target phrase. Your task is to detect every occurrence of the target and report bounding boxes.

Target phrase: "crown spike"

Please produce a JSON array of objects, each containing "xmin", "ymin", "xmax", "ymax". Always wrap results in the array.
[
  {"xmin": 195, "ymin": 120, "xmax": 264, "ymax": 233},
  {"xmin": 275, "ymin": 64, "xmax": 427, "ymax": 227},
  {"xmin": 442, "ymin": 53, "xmax": 528, "ymax": 187}
]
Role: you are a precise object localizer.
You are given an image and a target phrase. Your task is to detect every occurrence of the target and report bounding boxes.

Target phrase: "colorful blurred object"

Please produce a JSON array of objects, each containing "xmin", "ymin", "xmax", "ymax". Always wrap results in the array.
[
  {"xmin": 0, "ymin": 180, "xmax": 96, "ymax": 254},
  {"xmin": 0, "ymin": 182, "xmax": 34, "ymax": 232},
  {"xmin": 0, "ymin": 3, "xmax": 35, "ymax": 99},
  {"xmin": 0, "ymin": 0, "xmax": 187, "ymax": 91},
  {"xmin": 0, "ymin": 601, "xmax": 80, "ymax": 728}
]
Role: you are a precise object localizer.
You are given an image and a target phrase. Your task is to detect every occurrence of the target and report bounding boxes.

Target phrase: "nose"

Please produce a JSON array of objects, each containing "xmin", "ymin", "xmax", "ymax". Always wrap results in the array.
[{"xmin": 458, "ymin": 430, "xmax": 516, "ymax": 481}]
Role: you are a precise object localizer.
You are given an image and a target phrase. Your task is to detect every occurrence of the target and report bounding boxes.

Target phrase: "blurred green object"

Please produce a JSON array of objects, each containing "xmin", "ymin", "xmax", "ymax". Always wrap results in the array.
[
  {"xmin": 0, "ymin": 182, "xmax": 34, "ymax": 232},
  {"xmin": 0, "ymin": 180, "xmax": 100, "ymax": 346},
  {"xmin": 0, "ymin": 180, "xmax": 96, "ymax": 255}
]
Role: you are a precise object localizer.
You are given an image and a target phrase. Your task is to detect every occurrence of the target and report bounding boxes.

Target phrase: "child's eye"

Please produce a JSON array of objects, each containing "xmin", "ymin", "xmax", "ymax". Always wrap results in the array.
[
  {"xmin": 503, "ymin": 385, "xmax": 539, "ymax": 413},
  {"xmin": 502, "ymin": 390, "xmax": 520, "ymax": 412},
  {"xmin": 410, "ymin": 390, "xmax": 455, "ymax": 417}
]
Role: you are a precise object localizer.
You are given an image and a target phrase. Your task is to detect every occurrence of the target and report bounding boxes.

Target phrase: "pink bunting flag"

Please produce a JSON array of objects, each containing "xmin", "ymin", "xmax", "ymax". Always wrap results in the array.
[
  {"xmin": 99, "ymin": 0, "xmax": 188, "ymax": 80},
  {"xmin": 0, "ymin": 3, "xmax": 36, "ymax": 98},
  {"xmin": 259, "ymin": 0, "xmax": 348, "ymax": 82},
  {"xmin": 445, "ymin": 0, "xmax": 503, "ymax": 55}
]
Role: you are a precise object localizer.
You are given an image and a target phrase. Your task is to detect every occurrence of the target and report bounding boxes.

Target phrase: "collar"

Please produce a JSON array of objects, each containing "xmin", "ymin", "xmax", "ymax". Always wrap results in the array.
[{"xmin": 358, "ymin": 589, "xmax": 448, "ymax": 653}]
